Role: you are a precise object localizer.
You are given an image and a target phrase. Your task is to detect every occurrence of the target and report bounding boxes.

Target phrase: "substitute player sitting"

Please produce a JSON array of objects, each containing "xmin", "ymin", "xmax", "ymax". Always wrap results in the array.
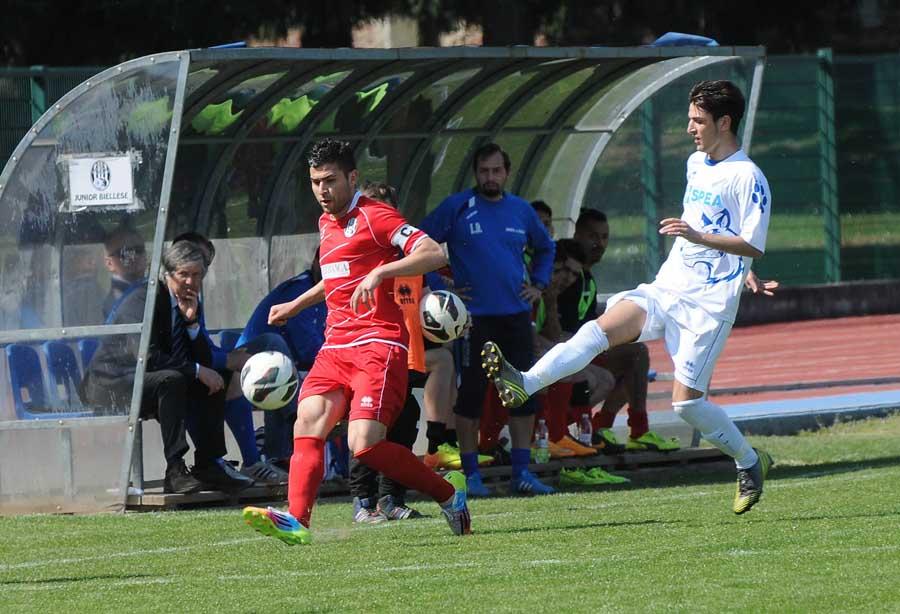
[
  {"xmin": 484, "ymin": 80, "xmax": 775, "ymax": 515},
  {"xmin": 242, "ymin": 139, "xmax": 470, "ymax": 545}
]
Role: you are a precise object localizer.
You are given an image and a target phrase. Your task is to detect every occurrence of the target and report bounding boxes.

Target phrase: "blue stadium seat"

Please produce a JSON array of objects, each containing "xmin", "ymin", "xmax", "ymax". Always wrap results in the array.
[
  {"xmin": 78, "ymin": 338, "xmax": 99, "ymax": 369},
  {"xmin": 42, "ymin": 341, "xmax": 90, "ymax": 415},
  {"xmin": 219, "ymin": 330, "xmax": 241, "ymax": 352},
  {"xmin": 6, "ymin": 344, "xmax": 90, "ymax": 420}
]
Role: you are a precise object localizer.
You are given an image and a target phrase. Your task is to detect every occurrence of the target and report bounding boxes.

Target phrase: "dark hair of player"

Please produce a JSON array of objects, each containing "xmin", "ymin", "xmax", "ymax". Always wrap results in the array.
[
  {"xmin": 308, "ymin": 138, "xmax": 357, "ymax": 174},
  {"xmin": 555, "ymin": 238, "xmax": 587, "ymax": 265},
  {"xmin": 531, "ymin": 200, "xmax": 552, "ymax": 218},
  {"xmin": 689, "ymin": 80, "xmax": 745, "ymax": 135},
  {"xmin": 361, "ymin": 181, "xmax": 399, "ymax": 207},
  {"xmin": 575, "ymin": 208, "xmax": 608, "ymax": 230}
]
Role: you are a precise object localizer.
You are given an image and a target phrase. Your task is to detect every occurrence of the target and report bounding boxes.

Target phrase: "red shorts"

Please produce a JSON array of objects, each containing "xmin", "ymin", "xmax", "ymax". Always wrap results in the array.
[{"xmin": 299, "ymin": 343, "xmax": 409, "ymax": 426}]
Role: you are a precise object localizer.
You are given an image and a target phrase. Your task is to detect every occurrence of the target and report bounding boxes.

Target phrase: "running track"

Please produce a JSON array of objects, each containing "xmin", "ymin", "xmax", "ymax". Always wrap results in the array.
[{"xmin": 644, "ymin": 314, "xmax": 900, "ymax": 412}]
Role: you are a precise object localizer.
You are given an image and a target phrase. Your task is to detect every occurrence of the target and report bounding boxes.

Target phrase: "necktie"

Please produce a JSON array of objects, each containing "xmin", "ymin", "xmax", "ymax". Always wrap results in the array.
[{"xmin": 171, "ymin": 308, "xmax": 190, "ymax": 364}]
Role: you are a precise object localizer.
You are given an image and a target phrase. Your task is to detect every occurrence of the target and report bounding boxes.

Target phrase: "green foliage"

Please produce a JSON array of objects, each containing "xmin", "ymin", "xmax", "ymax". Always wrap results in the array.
[{"xmin": 1, "ymin": 414, "xmax": 899, "ymax": 612}]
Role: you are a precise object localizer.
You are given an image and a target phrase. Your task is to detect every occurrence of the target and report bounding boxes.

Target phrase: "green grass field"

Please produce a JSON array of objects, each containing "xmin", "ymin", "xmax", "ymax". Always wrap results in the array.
[{"xmin": 3, "ymin": 415, "xmax": 900, "ymax": 613}]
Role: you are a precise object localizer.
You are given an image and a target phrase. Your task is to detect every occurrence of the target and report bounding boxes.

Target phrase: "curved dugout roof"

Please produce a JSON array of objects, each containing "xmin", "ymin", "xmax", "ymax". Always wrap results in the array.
[
  {"xmin": 179, "ymin": 46, "xmax": 764, "ymax": 229},
  {"xmin": 0, "ymin": 46, "xmax": 764, "ymax": 514}
]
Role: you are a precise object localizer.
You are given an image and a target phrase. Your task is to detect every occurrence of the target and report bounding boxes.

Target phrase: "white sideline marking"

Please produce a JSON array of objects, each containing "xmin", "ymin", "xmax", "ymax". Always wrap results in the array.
[
  {"xmin": 2, "ymin": 577, "xmax": 176, "ymax": 593},
  {"xmin": 0, "ymin": 537, "xmax": 264, "ymax": 572}
]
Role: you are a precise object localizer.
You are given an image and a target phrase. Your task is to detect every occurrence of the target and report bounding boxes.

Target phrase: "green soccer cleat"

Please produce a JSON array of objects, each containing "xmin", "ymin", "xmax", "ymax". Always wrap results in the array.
[
  {"xmin": 481, "ymin": 341, "xmax": 529, "ymax": 409},
  {"xmin": 584, "ymin": 466, "xmax": 631, "ymax": 484},
  {"xmin": 592, "ymin": 428, "xmax": 626, "ymax": 455},
  {"xmin": 560, "ymin": 467, "xmax": 630, "ymax": 487},
  {"xmin": 626, "ymin": 430, "xmax": 681, "ymax": 452},
  {"xmin": 243, "ymin": 506, "xmax": 312, "ymax": 546},
  {"xmin": 733, "ymin": 449, "xmax": 774, "ymax": 515}
]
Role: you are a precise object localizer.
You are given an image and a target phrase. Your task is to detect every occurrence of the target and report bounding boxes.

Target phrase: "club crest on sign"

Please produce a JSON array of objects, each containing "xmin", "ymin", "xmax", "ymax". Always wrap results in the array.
[{"xmin": 90, "ymin": 160, "xmax": 111, "ymax": 191}]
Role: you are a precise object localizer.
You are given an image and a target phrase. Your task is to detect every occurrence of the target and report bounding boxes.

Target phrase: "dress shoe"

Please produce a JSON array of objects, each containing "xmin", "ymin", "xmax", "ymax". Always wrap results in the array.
[
  {"xmin": 193, "ymin": 459, "xmax": 254, "ymax": 493},
  {"xmin": 164, "ymin": 460, "xmax": 204, "ymax": 494}
]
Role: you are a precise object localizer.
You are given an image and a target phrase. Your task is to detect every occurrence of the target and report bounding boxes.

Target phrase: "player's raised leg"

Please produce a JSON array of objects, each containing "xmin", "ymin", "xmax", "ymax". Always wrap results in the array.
[
  {"xmin": 483, "ymin": 300, "xmax": 646, "ymax": 408},
  {"xmin": 243, "ymin": 390, "xmax": 344, "ymax": 545}
]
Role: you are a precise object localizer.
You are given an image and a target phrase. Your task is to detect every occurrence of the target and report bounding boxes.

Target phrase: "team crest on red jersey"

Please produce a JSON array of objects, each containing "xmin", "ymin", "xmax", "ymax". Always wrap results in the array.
[{"xmin": 344, "ymin": 217, "xmax": 357, "ymax": 237}]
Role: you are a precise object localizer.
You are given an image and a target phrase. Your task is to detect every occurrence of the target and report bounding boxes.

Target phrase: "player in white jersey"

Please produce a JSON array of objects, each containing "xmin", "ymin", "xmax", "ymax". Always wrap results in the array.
[{"xmin": 483, "ymin": 80, "xmax": 775, "ymax": 514}]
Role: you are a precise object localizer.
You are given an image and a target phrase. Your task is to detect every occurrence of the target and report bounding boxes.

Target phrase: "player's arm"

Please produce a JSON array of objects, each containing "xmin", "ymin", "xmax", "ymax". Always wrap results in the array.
[
  {"xmin": 658, "ymin": 218, "xmax": 764, "ymax": 258},
  {"xmin": 268, "ymin": 279, "xmax": 325, "ymax": 326},
  {"xmin": 351, "ymin": 237, "xmax": 446, "ymax": 313}
]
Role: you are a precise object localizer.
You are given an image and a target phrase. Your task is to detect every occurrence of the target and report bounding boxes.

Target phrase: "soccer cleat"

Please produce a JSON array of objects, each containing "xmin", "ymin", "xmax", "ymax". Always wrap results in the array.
[
  {"xmin": 241, "ymin": 459, "xmax": 289, "ymax": 485},
  {"xmin": 352, "ymin": 497, "xmax": 387, "ymax": 524},
  {"xmin": 592, "ymin": 428, "xmax": 626, "ymax": 454},
  {"xmin": 627, "ymin": 431, "xmax": 681, "ymax": 452},
  {"xmin": 424, "ymin": 443, "xmax": 461, "ymax": 470},
  {"xmin": 584, "ymin": 466, "xmax": 631, "ymax": 484},
  {"xmin": 554, "ymin": 435, "xmax": 599, "ymax": 457},
  {"xmin": 546, "ymin": 440, "xmax": 576, "ymax": 459},
  {"xmin": 510, "ymin": 469, "xmax": 556, "ymax": 496},
  {"xmin": 242, "ymin": 506, "xmax": 311, "ymax": 546},
  {"xmin": 481, "ymin": 341, "xmax": 529, "ymax": 409},
  {"xmin": 465, "ymin": 471, "xmax": 492, "ymax": 497},
  {"xmin": 733, "ymin": 449, "xmax": 774, "ymax": 515},
  {"xmin": 424, "ymin": 443, "xmax": 493, "ymax": 470},
  {"xmin": 377, "ymin": 495, "xmax": 423, "ymax": 521},
  {"xmin": 559, "ymin": 467, "xmax": 630, "ymax": 487},
  {"xmin": 441, "ymin": 471, "xmax": 472, "ymax": 536}
]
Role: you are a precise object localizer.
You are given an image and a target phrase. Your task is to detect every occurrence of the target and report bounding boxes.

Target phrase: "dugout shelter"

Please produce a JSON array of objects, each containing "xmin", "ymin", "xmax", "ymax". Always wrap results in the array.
[{"xmin": 0, "ymin": 45, "xmax": 764, "ymax": 514}]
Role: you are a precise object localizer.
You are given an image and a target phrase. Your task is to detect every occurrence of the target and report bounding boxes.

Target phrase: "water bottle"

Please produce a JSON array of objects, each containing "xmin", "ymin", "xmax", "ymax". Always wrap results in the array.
[
  {"xmin": 578, "ymin": 413, "xmax": 593, "ymax": 446},
  {"xmin": 534, "ymin": 419, "xmax": 550, "ymax": 464}
]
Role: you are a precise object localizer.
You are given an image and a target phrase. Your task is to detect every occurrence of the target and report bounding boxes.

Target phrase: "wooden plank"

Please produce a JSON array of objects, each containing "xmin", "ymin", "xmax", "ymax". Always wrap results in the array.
[{"xmin": 126, "ymin": 447, "xmax": 729, "ymax": 511}]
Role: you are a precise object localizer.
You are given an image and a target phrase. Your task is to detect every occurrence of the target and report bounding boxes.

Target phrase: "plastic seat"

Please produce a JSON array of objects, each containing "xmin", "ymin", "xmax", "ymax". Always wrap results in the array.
[
  {"xmin": 78, "ymin": 338, "xmax": 100, "ymax": 369},
  {"xmin": 6, "ymin": 344, "xmax": 89, "ymax": 420},
  {"xmin": 42, "ymin": 341, "xmax": 91, "ymax": 415}
]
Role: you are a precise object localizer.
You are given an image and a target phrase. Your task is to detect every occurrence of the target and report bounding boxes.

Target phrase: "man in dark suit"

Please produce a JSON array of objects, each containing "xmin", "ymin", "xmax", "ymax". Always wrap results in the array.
[{"xmin": 82, "ymin": 241, "xmax": 252, "ymax": 494}]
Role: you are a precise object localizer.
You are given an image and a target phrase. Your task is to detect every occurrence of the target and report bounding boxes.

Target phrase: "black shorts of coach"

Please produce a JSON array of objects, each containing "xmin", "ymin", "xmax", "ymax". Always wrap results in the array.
[{"xmin": 454, "ymin": 310, "xmax": 537, "ymax": 418}]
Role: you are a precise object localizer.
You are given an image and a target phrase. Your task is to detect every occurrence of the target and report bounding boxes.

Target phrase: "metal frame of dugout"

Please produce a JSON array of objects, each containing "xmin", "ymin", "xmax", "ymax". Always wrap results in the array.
[{"xmin": 0, "ymin": 45, "xmax": 764, "ymax": 515}]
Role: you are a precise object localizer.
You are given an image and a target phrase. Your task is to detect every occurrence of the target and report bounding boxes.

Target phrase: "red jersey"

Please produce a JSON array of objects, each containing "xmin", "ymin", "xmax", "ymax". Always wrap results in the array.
[{"xmin": 318, "ymin": 192, "xmax": 428, "ymax": 350}]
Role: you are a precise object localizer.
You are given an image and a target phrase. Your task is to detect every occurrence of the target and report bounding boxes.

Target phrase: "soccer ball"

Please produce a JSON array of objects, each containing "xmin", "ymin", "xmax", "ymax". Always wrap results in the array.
[
  {"xmin": 240, "ymin": 351, "xmax": 299, "ymax": 410},
  {"xmin": 419, "ymin": 290, "xmax": 468, "ymax": 343}
]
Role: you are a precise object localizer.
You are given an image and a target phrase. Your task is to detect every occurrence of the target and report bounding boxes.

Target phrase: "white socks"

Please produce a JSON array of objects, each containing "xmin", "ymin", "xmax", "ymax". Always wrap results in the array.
[
  {"xmin": 522, "ymin": 321, "xmax": 609, "ymax": 395},
  {"xmin": 673, "ymin": 398, "xmax": 758, "ymax": 468}
]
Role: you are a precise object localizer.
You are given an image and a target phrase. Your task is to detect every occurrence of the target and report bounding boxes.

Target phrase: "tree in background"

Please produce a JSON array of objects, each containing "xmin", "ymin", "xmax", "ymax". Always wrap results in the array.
[{"xmin": 2, "ymin": 0, "xmax": 899, "ymax": 66}]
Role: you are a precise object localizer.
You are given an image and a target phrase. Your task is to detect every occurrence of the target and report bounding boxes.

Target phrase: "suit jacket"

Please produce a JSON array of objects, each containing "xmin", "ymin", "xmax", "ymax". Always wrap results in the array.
[{"xmin": 81, "ymin": 282, "xmax": 213, "ymax": 407}]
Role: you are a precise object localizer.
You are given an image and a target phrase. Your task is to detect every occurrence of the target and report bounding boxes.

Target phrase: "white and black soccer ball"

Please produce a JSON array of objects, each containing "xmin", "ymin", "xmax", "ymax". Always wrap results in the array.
[
  {"xmin": 240, "ymin": 351, "xmax": 299, "ymax": 410},
  {"xmin": 419, "ymin": 290, "xmax": 468, "ymax": 343}
]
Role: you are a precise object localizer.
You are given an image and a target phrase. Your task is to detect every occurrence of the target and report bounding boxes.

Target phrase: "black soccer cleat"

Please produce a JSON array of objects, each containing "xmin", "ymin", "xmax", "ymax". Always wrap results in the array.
[{"xmin": 733, "ymin": 448, "xmax": 774, "ymax": 514}]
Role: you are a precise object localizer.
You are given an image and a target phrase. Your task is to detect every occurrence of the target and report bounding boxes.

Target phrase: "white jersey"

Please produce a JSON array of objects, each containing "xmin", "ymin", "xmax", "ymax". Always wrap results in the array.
[{"xmin": 653, "ymin": 149, "xmax": 771, "ymax": 323}]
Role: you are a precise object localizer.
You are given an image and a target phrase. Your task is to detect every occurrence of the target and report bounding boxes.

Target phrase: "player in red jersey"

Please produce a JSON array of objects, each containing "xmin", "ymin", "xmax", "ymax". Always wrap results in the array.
[{"xmin": 242, "ymin": 139, "xmax": 470, "ymax": 545}]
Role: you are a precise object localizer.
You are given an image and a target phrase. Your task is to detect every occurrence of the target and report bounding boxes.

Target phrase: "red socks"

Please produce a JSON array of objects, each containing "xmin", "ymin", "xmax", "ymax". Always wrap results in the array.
[
  {"xmin": 544, "ymin": 382, "xmax": 574, "ymax": 441},
  {"xmin": 355, "ymin": 440, "xmax": 454, "ymax": 503},
  {"xmin": 288, "ymin": 436, "xmax": 325, "ymax": 527}
]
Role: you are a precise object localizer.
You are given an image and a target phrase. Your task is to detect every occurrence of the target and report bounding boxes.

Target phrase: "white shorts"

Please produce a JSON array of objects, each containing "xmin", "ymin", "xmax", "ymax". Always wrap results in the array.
[{"xmin": 606, "ymin": 283, "xmax": 732, "ymax": 393}]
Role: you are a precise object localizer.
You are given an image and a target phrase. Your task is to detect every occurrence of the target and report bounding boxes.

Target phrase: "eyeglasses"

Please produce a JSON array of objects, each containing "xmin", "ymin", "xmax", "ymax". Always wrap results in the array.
[{"xmin": 109, "ymin": 244, "xmax": 146, "ymax": 260}]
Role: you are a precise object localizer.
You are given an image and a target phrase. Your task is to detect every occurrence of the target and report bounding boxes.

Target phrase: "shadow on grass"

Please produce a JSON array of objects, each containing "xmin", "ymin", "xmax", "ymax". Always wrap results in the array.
[
  {"xmin": 0, "ymin": 573, "xmax": 159, "ymax": 586},
  {"xmin": 622, "ymin": 454, "xmax": 900, "ymax": 491},
  {"xmin": 475, "ymin": 518, "xmax": 682, "ymax": 537}
]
